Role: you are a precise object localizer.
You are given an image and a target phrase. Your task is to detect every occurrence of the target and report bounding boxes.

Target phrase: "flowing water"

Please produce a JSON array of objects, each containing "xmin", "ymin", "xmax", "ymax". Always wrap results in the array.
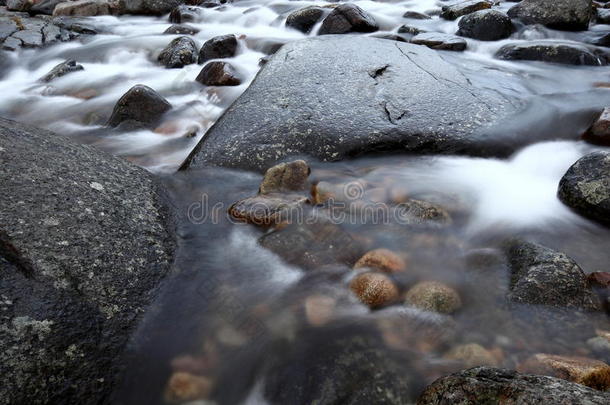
[{"xmin": 2, "ymin": 1, "xmax": 610, "ymax": 404}]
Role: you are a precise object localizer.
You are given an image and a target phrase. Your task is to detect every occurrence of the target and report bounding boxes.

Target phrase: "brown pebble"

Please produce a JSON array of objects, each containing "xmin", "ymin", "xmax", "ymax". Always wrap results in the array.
[
  {"xmin": 349, "ymin": 272, "xmax": 399, "ymax": 308},
  {"xmin": 304, "ymin": 294, "xmax": 336, "ymax": 326},
  {"xmin": 354, "ymin": 248, "xmax": 407, "ymax": 273},
  {"xmin": 164, "ymin": 372, "xmax": 213, "ymax": 404},
  {"xmin": 405, "ymin": 281, "xmax": 462, "ymax": 314}
]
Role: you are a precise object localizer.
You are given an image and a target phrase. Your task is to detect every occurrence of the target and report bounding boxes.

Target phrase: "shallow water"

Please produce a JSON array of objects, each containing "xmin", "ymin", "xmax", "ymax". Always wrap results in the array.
[{"xmin": 2, "ymin": 0, "xmax": 610, "ymax": 404}]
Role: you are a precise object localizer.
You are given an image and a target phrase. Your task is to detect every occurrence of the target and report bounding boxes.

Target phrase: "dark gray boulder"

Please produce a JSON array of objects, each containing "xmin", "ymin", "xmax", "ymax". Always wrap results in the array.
[
  {"xmin": 0, "ymin": 118, "xmax": 175, "ymax": 405},
  {"xmin": 163, "ymin": 24, "xmax": 200, "ymax": 35},
  {"xmin": 456, "ymin": 9, "xmax": 514, "ymax": 41},
  {"xmin": 417, "ymin": 367, "xmax": 610, "ymax": 404},
  {"xmin": 107, "ymin": 84, "xmax": 172, "ymax": 128},
  {"xmin": 157, "ymin": 36, "xmax": 198, "ymax": 68},
  {"xmin": 120, "ymin": 0, "xmax": 184, "ymax": 16},
  {"xmin": 506, "ymin": 241, "xmax": 600, "ymax": 311},
  {"xmin": 168, "ymin": 5, "xmax": 199, "ymax": 23},
  {"xmin": 198, "ymin": 34, "xmax": 237, "ymax": 64},
  {"xmin": 495, "ymin": 41, "xmax": 606, "ymax": 65},
  {"xmin": 183, "ymin": 36, "xmax": 522, "ymax": 171},
  {"xmin": 195, "ymin": 61, "xmax": 241, "ymax": 86},
  {"xmin": 38, "ymin": 59, "xmax": 84, "ymax": 82},
  {"xmin": 558, "ymin": 151, "xmax": 610, "ymax": 226},
  {"xmin": 410, "ymin": 32, "xmax": 467, "ymax": 51},
  {"xmin": 285, "ymin": 6, "xmax": 327, "ymax": 34},
  {"xmin": 318, "ymin": 3, "xmax": 378, "ymax": 35},
  {"xmin": 403, "ymin": 10, "xmax": 431, "ymax": 19},
  {"xmin": 507, "ymin": 0, "xmax": 593, "ymax": 31},
  {"xmin": 440, "ymin": 0, "xmax": 492, "ymax": 21}
]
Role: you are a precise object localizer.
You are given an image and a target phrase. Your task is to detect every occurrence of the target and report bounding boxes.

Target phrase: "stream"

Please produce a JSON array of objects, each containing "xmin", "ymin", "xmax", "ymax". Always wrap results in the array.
[{"xmin": 1, "ymin": 0, "xmax": 610, "ymax": 404}]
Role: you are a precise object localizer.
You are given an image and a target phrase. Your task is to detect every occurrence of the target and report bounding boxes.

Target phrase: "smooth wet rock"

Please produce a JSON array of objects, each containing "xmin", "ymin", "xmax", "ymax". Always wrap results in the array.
[
  {"xmin": 411, "ymin": 32, "xmax": 467, "ymax": 51},
  {"xmin": 195, "ymin": 61, "xmax": 241, "ymax": 86},
  {"xmin": 53, "ymin": 0, "xmax": 114, "ymax": 16},
  {"xmin": 506, "ymin": 240, "xmax": 600, "ymax": 310},
  {"xmin": 495, "ymin": 41, "xmax": 606, "ymax": 65},
  {"xmin": 405, "ymin": 281, "xmax": 462, "ymax": 314},
  {"xmin": 285, "ymin": 6, "xmax": 326, "ymax": 34},
  {"xmin": 349, "ymin": 272, "xmax": 399, "ymax": 308},
  {"xmin": 403, "ymin": 11, "xmax": 431, "ymax": 19},
  {"xmin": 440, "ymin": 0, "xmax": 492, "ymax": 21},
  {"xmin": 397, "ymin": 24, "xmax": 426, "ymax": 36},
  {"xmin": 444, "ymin": 343, "xmax": 499, "ymax": 368},
  {"xmin": 198, "ymin": 34, "xmax": 237, "ymax": 63},
  {"xmin": 518, "ymin": 354, "xmax": 610, "ymax": 390},
  {"xmin": 107, "ymin": 84, "xmax": 172, "ymax": 128},
  {"xmin": 183, "ymin": 36, "xmax": 522, "ymax": 172},
  {"xmin": 457, "ymin": 9, "xmax": 514, "ymax": 41},
  {"xmin": 163, "ymin": 24, "xmax": 200, "ymax": 35},
  {"xmin": 558, "ymin": 151, "xmax": 610, "ymax": 225},
  {"xmin": 318, "ymin": 3, "xmax": 378, "ymax": 35},
  {"xmin": 158, "ymin": 36, "xmax": 197, "ymax": 68},
  {"xmin": 120, "ymin": 0, "xmax": 184, "ymax": 16},
  {"xmin": 417, "ymin": 367, "xmax": 610, "ymax": 404},
  {"xmin": 0, "ymin": 118, "xmax": 174, "ymax": 405},
  {"xmin": 507, "ymin": 0, "xmax": 593, "ymax": 31},
  {"xmin": 354, "ymin": 248, "xmax": 407, "ymax": 274},
  {"xmin": 38, "ymin": 59, "xmax": 83, "ymax": 82},
  {"xmin": 168, "ymin": 5, "xmax": 198, "ymax": 23},
  {"xmin": 259, "ymin": 159, "xmax": 310, "ymax": 194},
  {"xmin": 583, "ymin": 107, "xmax": 610, "ymax": 145},
  {"xmin": 228, "ymin": 194, "xmax": 308, "ymax": 226}
]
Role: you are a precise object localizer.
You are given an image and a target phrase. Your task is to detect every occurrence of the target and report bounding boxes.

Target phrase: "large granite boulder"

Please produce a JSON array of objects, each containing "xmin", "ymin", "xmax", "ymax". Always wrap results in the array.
[
  {"xmin": 507, "ymin": 0, "xmax": 593, "ymax": 31},
  {"xmin": 183, "ymin": 35, "xmax": 523, "ymax": 172},
  {"xmin": 0, "ymin": 118, "xmax": 175, "ymax": 404},
  {"xmin": 558, "ymin": 151, "xmax": 610, "ymax": 226},
  {"xmin": 417, "ymin": 367, "xmax": 610, "ymax": 404}
]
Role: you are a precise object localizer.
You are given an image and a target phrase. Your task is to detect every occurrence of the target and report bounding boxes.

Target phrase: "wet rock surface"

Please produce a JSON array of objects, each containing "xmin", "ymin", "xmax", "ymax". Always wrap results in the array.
[
  {"xmin": 158, "ymin": 36, "xmax": 198, "ymax": 68},
  {"xmin": 417, "ymin": 367, "xmax": 610, "ymax": 404},
  {"xmin": 286, "ymin": 6, "xmax": 327, "ymax": 33},
  {"xmin": 38, "ymin": 58, "xmax": 83, "ymax": 81},
  {"xmin": 107, "ymin": 84, "xmax": 172, "ymax": 128},
  {"xmin": 318, "ymin": 3, "xmax": 378, "ymax": 35},
  {"xmin": 0, "ymin": 117, "xmax": 174, "ymax": 405},
  {"xmin": 457, "ymin": 9, "xmax": 514, "ymax": 41},
  {"xmin": 198, "ymin": 33, "xmax": 237, "ymax": 64},
  {"xmin": 410, "ymin": 32, "xmax": 467, "ymax": 51},
  {"xmin": 507, "ymin": 0, "xmax": 593, "ymax": 31},
  {"xmin": 506, "ymin": 240, "xmax": 600, "ymax": 310},
  {"xmin": 495, "ymin": 41, "xmax": 607, "ymax": 65},
  {"xmin": 0, "ymin": 7, "xmax": 92, "ymax": 51},
  {"xmin": 195, "ymin": 61, "xmax": 241, "ymax": 86},
  {"xmin": 440, "ymin": 0, "xmax": 492, "ymax": 21},
  {"xmin": 183, "ymin": 35, "xmax": 523, "ymax": 171},
  {"xmin": 558, "ymin": 151, "xmax": 610, "ymax": 225}
]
